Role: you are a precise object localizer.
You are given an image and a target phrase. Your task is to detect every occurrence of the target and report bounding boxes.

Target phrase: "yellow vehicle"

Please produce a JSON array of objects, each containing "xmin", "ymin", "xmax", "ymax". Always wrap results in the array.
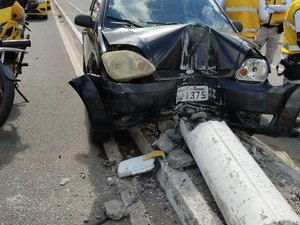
[
  {"xmin": 26, "ymin": 0, "xmax": 48, "ymax": 19},
  {"xmin": 0, "ymin": 1, "xmax": 25, "ymax": 40}
]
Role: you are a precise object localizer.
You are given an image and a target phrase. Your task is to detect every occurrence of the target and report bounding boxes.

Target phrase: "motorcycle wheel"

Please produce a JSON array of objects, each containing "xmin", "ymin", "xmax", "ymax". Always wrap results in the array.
[{"xmin": 0, "ymin": 74, "xmax": 15, "ymax": 127}]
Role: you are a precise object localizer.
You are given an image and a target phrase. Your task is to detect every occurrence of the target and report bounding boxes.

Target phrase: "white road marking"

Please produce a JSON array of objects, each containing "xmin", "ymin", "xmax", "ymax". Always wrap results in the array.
[
  {"xmin": 66, "ymin": 0, "xmax": 84, "ymax": 14},
  {"xmin": 53, "ymin": 0, "xmax": 83, "ymax": 77}
]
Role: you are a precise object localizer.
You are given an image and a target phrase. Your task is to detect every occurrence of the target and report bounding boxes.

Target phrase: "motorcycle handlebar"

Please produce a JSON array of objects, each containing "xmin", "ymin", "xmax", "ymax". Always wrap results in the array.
[{"xmin": 0, "ymin": 39, "xmax": 31, "ymax": 48}]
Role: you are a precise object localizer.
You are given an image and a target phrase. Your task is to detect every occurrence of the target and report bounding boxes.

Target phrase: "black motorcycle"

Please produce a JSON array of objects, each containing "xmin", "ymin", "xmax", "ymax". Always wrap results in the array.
[{"xmin": 0, "ymin": 0, "xmax": 31, "ymax": 127}]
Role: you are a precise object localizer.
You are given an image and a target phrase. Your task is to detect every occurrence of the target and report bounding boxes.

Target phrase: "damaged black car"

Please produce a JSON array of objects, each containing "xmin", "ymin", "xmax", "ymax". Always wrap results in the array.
[{"xmin": 70, "ymin": 0, "xmax": 300, "ymax": 142}]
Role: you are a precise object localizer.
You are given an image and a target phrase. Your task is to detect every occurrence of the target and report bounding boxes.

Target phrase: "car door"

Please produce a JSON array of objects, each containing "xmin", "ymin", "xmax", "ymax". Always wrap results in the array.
[{"xmin": 83, "ymin": 0, "xmax": 103, "ymax": 73}]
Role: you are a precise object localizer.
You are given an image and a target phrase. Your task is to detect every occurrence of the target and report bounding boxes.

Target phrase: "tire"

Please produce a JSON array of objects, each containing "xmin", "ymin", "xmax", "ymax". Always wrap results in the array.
[
  {"xmin": 90, "ymin": 127, "xmax": 111, "ymax": 143},
  {"xmin": 0, "ymin": 74, "xmax": 15, "ymax": 127},
  {"xmin": 89, "ymin": 120, "xmax": 112, "ymax": 143},
  {"xmin": 89, "ymin": 104, "xmax": 112, "ymax": 143},
  {"xmin": 83, "ymin": 57, "xmax": 87, "ymax": 73}
]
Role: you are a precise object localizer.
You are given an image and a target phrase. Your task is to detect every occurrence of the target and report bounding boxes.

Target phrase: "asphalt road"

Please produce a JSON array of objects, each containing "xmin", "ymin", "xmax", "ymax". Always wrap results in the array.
[{"xmin": 0, "ymin": 8, "xmax": 113, "ymax": 225}]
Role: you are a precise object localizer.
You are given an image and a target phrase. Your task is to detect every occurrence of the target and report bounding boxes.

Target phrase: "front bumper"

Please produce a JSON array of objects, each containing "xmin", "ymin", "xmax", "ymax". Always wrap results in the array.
[
  {"xmin": 70, "ymin": 74, "xmax": 300, "ymax": 136},
  {"xmin": 89, "ymin": 74, "xmax": 177, "ymax": 113},
  {"xmin": 218, "ymin": 79, "xmax": 300, "ymax": 136},
  {"xmin": 26, "ymin": 3, "xmax": 47, "ymax": 16}
]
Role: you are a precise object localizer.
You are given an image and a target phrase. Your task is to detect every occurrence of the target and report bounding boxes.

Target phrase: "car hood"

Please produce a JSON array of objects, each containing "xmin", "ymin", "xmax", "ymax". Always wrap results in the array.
[{"xmin": 102, "ymin": 24, "xmax": 256, "ymax": 71}]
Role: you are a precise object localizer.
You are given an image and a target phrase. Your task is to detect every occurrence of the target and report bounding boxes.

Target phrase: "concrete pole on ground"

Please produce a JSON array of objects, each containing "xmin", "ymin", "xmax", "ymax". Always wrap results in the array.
[{"xmin": 180, "ymin": 120, "xmax": 300, "ymax": 225}]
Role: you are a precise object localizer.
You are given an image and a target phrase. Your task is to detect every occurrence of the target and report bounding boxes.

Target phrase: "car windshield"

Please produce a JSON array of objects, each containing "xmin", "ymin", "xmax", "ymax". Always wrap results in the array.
[{"xmin": 105, "ymin": 0, "xmax": 234, "ymax": 31}]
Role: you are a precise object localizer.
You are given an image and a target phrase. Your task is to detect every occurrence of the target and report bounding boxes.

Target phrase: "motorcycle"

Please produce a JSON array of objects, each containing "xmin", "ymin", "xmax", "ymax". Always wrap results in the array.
[{"xmin": 0, "ymin": 0, "xmax": 31, "ymax": 127}]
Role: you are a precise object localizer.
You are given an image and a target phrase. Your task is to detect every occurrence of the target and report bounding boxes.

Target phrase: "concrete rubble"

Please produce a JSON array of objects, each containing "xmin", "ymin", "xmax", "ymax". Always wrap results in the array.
[
  {"xmin": 129, "ymin": 116, "xmax": 300, "ymax": 225},
  {"xmin": 152, "ymin": 132, "xmax": 174, "ymax": 153},
  {"xmin": 167, "ymin": 149, "xmax": 195, "ymax": 169},
  {"xmin": 60, "ymin": 177, "xmax": 71, "ymax": 186},
  {"xmin": 104, "ymin": 199, "xmax": 129, "ymax": 221},
  {"xmin": 180, "ymin": 120, "xmax": 300, "ymax": 225},
  {"xmin": 117, "ymin": 155, "xmax": 155, "ymax": 178}
]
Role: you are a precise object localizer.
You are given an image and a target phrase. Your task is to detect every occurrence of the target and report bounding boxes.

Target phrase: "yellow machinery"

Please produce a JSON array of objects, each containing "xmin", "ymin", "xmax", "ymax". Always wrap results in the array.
[
  {"xmin": 26, "ymin": 0, "xmax": 48, "ymax": 19},
  {"xmin": 0, "ymin": 1, "xmax": 25, "ymax": 40},
  {"xmin": 0, "ymin": 0, "xmax": 31, "ymax": 127}
]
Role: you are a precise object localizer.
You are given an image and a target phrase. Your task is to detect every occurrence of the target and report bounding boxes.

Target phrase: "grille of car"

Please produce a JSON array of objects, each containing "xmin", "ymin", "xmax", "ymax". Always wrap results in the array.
[
  {"xmin": 153, "ymin": 70, "xmax": 180, "ymax": 80},
  {"xmin": 28, "ymin": 9, "xmax": 40, "ymax": 13},
  {"xmin": 154, "ymin": 70, "xmax": 234, "ymax": 81}
]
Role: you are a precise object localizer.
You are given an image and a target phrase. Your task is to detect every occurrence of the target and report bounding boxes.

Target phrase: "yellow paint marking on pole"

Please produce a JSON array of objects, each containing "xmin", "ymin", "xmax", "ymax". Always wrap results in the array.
[{"xmin": 144, "ymin": 150, "xmax": 165, "ymax": 160}]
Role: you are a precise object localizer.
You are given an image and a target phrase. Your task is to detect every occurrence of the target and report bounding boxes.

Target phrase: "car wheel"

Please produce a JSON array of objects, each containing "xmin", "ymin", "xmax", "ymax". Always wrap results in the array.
[
  {"xmin": 89, "ymin": 105, "xmax": 113, "ymax": 143},
  {"xmin": 89, "ymin": 127, "xmax": 111, "ymax": 143},
  {"xmin": 43, "ymin": 15, "xmax": 48, "ymax": 20},
  {"xmin": 0, "ymin": 74, "xmax": 15, "ymax": 127},
  {"xmin": 83, "ymin": 57, "xmax": 87, "ymax": 73},
  {"xmin": 229, "ymin": 110, "xmax": 262, "ymax": 136}
]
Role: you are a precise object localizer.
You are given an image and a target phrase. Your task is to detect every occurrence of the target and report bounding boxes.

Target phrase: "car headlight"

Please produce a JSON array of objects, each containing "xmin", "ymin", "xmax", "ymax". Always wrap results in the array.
[
  {"xmin": 102, "ymin": 50, "xmax": 156, "ymax": 82},
  {"xmin": 235, "ymin": 58, "xmax": 268, "ymax": 83}
]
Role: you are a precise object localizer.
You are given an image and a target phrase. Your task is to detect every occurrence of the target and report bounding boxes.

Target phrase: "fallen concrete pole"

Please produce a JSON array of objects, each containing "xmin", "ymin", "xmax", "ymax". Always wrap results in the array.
[
  {"xmin": 180, "ymin": 120, "xmax": 300, "ymax": 225},
  {"xmin": 129, "ymin": 126, "xmax": 223, "ymax": 225}
]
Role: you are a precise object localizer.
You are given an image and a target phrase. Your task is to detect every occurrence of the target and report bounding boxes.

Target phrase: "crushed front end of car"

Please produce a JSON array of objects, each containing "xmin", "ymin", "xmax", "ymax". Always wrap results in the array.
[{"xmin": 70, "ymin": 0, "xmax": 300, "ymax": 142}]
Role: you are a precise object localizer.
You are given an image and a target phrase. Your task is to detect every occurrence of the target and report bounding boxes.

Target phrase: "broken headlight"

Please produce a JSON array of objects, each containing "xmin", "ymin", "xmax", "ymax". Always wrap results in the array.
[
  {"xmin": 101, "ymin": 50, "xmax": 156, "ymax": 82},
  {"xmin": 235, "ymin": 58, "xmax": 268, "ymax": 83}
]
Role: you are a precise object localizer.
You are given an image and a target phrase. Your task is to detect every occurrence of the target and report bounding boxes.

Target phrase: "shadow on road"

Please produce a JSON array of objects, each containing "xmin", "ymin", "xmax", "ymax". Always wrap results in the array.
[
  {"xmin": 0, "ymin": 123, "xmax": 29, "ymax": 169},
  {"xmin": 73, "ymin": 113, "xmax": 130, "ymax": 225}
]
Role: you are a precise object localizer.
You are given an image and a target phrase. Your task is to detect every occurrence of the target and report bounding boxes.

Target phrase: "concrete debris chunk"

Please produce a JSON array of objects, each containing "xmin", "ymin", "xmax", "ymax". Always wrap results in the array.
[
  {"xmin": 168, "ymin": 149, "xmax": 195, "ymax": 169},
  {"xmin": 104, "ymin": 199, "xmax": 129, "ymax": 221},
  {"xmin": 190, "ymin": 111, "xmax": 208, "ymax": 121},
  {"xmin": 60, "ymin": 178, "xmax": 71, "ymax": 186},
  {"xmin": 102, "ymin": 159, "xmax": 116, "ymax": 167},
  {"xmin": 152, "ymin": 132, "xmax": 174, "ymax": 153},
  {"xmin": 158, "ymin": 120, "xmax": 174, "ymax": 133},
  {"xmin": 118, "ymin": 155, "xmax": 155, "ymax": 178},
  {"xmin": 165, "ymin": 129, "xmax": 176, "ymax": 139},
  {"xmin": 107, "ymin": 177, "xmax": 117, "ymax": 186}
]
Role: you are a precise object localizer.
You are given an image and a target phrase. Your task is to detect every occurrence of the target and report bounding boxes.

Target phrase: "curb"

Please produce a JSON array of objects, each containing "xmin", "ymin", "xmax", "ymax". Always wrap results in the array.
[{"xmin": 53, "ymin": 0, "xmax": 83, "ymax": 51}]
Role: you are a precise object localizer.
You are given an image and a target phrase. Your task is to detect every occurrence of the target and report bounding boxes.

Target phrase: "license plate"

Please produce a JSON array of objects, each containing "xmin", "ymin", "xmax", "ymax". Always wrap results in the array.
[{"xmin": 176, "ymin": 86, "xmax": 209, "ymax": 103}]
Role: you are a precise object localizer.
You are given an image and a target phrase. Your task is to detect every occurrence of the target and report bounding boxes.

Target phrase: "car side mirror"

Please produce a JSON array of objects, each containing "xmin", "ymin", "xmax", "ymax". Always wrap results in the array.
[
  {"xmin": 74, "ymin": 14, "xmax": 95, "ymax": 28},
  {"xmin": 232, "ymin": 21, "xmax": 243, "ymax": 32}
]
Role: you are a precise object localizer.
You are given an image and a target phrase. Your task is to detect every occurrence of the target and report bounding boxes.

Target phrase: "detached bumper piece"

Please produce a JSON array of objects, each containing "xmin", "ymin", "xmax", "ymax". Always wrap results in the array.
[
  {"xmin": 69, "ymin": 74, "xmax": 112, "ymax": 141},
  {"xmin": 88, "ymin": 74, "xmax": 177, "ymax": 114}
]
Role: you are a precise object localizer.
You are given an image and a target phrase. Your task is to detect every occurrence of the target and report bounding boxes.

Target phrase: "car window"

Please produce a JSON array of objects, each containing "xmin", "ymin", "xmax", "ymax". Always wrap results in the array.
[
  {"xmin": 104, "ymin": 0, "xmax": 234, "ymax": 31},
  {"xmin": 91, "ymin": 0, "xmax": 103, "ymax": 20}
]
